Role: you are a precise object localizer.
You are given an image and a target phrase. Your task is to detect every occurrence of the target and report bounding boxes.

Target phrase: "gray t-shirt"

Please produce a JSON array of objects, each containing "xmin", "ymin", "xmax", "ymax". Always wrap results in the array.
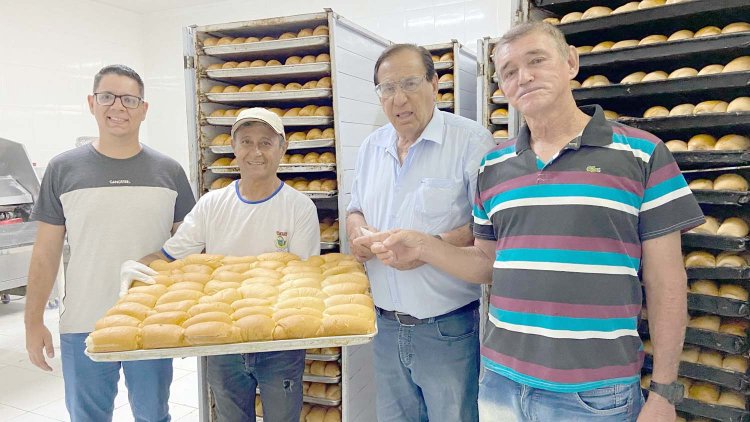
[{"xmin": 32, "ymin": 143, "xmax": 195, "ymax": 333}]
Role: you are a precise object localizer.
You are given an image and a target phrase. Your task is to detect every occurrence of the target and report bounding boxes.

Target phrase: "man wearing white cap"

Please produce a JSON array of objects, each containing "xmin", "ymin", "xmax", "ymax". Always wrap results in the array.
[{"xmin": 120, "ymin": 107, "xmax": 320, "ymax": 421}]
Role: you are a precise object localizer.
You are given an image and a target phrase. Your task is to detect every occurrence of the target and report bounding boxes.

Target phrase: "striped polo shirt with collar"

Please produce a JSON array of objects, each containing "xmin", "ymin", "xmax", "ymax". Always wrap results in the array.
[{"xmin": 472, "ymin": 104, "xmax": 704, "ymax": 393}]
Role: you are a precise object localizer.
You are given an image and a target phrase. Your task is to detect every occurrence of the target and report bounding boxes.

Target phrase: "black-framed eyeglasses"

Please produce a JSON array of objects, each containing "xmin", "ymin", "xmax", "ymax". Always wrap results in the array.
[
  {"xmin": 93, "ymin": 92, "xmax": 143, "ymax": 109},
  {"xmin": 375, "ymin": 75, "xmax": 427, "ymax": 99}
]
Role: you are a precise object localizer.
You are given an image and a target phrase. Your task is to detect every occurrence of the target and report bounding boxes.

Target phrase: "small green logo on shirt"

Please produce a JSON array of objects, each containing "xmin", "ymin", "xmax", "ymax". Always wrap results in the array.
[
  {"xmin": 586, "ymin": 166, "xmax": 601, "ymax": 173},
  {"xmin": 275, "ymin": 230, "xmax": 289, "ymax": 251}
]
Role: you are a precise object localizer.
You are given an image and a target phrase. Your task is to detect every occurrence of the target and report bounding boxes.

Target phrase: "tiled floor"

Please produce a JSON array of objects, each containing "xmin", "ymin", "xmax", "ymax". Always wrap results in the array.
[{"xmin": 0, "ymin": 297, "xmax": 200, "ymax": 422}]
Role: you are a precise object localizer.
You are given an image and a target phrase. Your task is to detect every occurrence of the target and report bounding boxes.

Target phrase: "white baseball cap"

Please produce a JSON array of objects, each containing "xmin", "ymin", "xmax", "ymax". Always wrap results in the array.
[{"xmin": 231, "ymin": 108, "xmax": 285, "ymax": 140}]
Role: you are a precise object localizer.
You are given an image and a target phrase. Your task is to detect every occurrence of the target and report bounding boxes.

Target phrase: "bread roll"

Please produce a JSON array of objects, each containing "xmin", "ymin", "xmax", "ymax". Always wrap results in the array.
[
  {"xmin": 266, "ymin": 59, "xmax": 282, "ymax": 67},
  {"xmin": 324, "ymin": 294, "xmax": 374, "ymax": 309},
  {"xmin": 297, "ymin": 28, "xmax": 313, "ymax": 37},
  {"xmin": 185, "ymin": 321, "xmax": 241, "ymax": 345},
  {"xmin": 316, "ymin": 53, "xmax": 331, "ymax": 63},
  {"xmin": 687, "ymin": 134, "xmax": 717, "ymax": 150},
  {"xmin": 308, "ymin": 382, "xmax": 326, "ymax": 398},
  {"xmin": 491, "ymin": 108, "xmax": 509, "ymax": 117},
  {"xmin": 86, "ymin": 326, "xmax": 141, "ymax": 352},
  {"xmin": 324, "ymin": 304, "xmax": 375, "ymax": 321},
  {"xmin": 201, "ymin": 280, "xmax": 238, "ymax": 294},
  {"xmin": 325, "ymin": 384, "xmax": 341, "ymax": 400},
  {"xmin": 685, "ymin": 251, "xmax": 716, "ymax": 268},
  {"xmin": 231, "ymin": 297, "xmax": 272, "ymax": 310},
  {"xmin": 717, "ymin": 252, "xmax": 747, "ymax": 267},
  {"xmin": 288, "ymin": 132, "xmax": 306, "ymax": 142},
  {"xmin": 244, "ymin": 267, "xmax": 283, "ymax": 278},
  {"xmin": 142, "ymin": 324, "xmax": 185, "ymax": 349},
  {"xmin": 236, "ymin": 314, "xmax": 275, "ymax": 341},
  {"xmin": 316, "ymin": 77, "xmax": 332, "ymax": 88},
  {"xmin": 232, "ymin": 306, "xmax": 273, "ymax": 320},
  {"xmin": 722, "ymin": 354, "xmax": 749, "ymax": 372},
  {"xmin": 640, "ymin": 374, "xmax": 652, "ymax": 389},
  {"xmin": 669, "ymin": 104, "xmax": 695, "ymax": 116},
  {"xmin": 285, "ymin": 82, "xmax": 302, "ymax": 91},
  {"xmin": 321, "ymin": 128, "xmax": 335, "ymax": 139},
  {"xmin": 285, "ymin": 56, "xmax": 302, "ymax": 65},
  {"xmin": 321, "ymin": 179, "xmax": 337, "ymax": 191},
  {"xmin": 612, "ymin": 2, "xmax": 639, "ymax": 14},
  {"xmin": 105, "ymin": 302, "xmax": 151, "ymax": 320},
  {"xmin": 668, "ymin": 67, "xmax": 698, "ymax": 79},
  {"xmin": 156, "ymin": 290, "xmax": 204, "ymax": 306},
  {"xmin": 723, "ymin": 22, "xmax": 750, "ymax": 34},
  {"xmin": 690, "ymin": 216, "xmax": 719, "ymax": 235},
  {"xmin": 570, "ymin": 80, "xmax": 582, "ymax": 89},
  {"xmin": 695, "ymin": 100, "xmax": 729, "ymax": 114},
  {"xmin": 688, "ymin": 179, "xmax": 713, "ymax": 190},
  {"xmin": 182, "ymin": 311, "xmax": 233, "ymax": 329},
  {"xmin": 719, "ymin": 318, "xmax": 749, "ymax": 336},
  {"xmin": 273, "ymin": 315, "xmax": 322, "ymax": 339},
  {"xmin": 575, "ymin": 46, "xmax": 593, "ymax": 55},
  {"xmin": 581, "ymin": 75, "xmax": 610, "ymax": 88},
  {"xmin": 323, "ymin": 362, "xmax": 341, "ymax": 377},
  {"xmin": 298, "ymin": 105, "xmax": 317, "ymax": 116},
  {"xmin": 681, "ymin": 346, "xmax": 700, "ymax": 363},
  {"xmin": 300, "ymin": 55, "xmax": 316, "ymax": 64},
  {"xmin": 216, "ymin": 37, "xmax": 233, "ymax": 45},
  {"xmin": 727, "ymin": 97, "xmax": 750, "ymax": 112},
  {"xmin": 493, "ymin": 129, "xmax": 509, "ymax": 138},
  {"xmin": 694, "ymin": 26, "xmax": 722, "ymax": 38},
  {"xmin": 698, "ymin": 349, "xmax": 723, "ymax": 368},
  {"xmin": 203, "ymin": 37, "xmax": 219, "ymax": 46},
  {"xmin": 94, "ymin": 314, "xmax": 142, "ymax": 330},
  {"xmin": 315, "ymin": 106, "xmax": 333, "ymax": 116},
  {"xmin": 239, "ymin": 284, "xmax": 279, "ymax": 301},
  {"xmin": 305, "ymin": 128, "xmax": 323, "ymax": 140},
  {"xmin": 643, "ymin": 106, "xmax": 669, "ymax": 118},
  {"xmin": 313, "ymin": 25, "xmax": 329, "ymax": 36},
  {"xmin": 438, "ymin": 74, "xmax": 454, "ymax": 83},
  {"xmin": 717, "ymin": 217, "xmax": 750, "ymax": 237},
  {"xmin": 186, "ymin": 302, "xmax": 233, "ymax": 317},
  {"xmin": 718, "ymin": 391, "xmax": 745, "ymax": 409},
  {"xmin": 208, "ymin": 109, "xmax": 225, "ymax": 118},
  {"xmin": 620, "ymin": 72, "xmax": 646, "ymax": 84},
  {"xmin": 223, "ymin": 85, "xmax": 240, "ymax": 93},
  {"xmin": 639, "ymin": 35, "xmax": 667, "ymax": 45},
  {"xmin": 154, "ymin": 299, "xmax": 197, "ymax": 313},
  {"xmin": 689, "ymin": 382, "xmax": 720, "ymax": 403},
  {"xmin": 581, "ymin": 6, "xmax": 612, "ymax": 19},
  {"xmin": 667, "ymin": 29, "xmax": 694, "ymax": 41},
  {"xmin": 714, "ymin": 173, "xmax": 749, "ymax": 191},
  {"xmin": 272, "ymin": 308, "xmax": 323, "ymax": 323},
  {"xmin": 321, "ymin": 314, "xmax": 374, "ymax": 336},
  {"xmin": 699, "ymin": 64, "xmax": 725, "ymax": 76},
  {"xmin": 119, "ymin": 292, "xmax": 158, "ymax": 308},
  {"xmin": 276, "ymin": 296, "xmax": 326, "ymax": 311},
  {"xmin": 689, "ymin": 315, "xmax": 721, "ymax": 331},
  {"xmin": 303, "ymin": 152, "xmax": 320, "ymax": 164},
  {"xmin": 611, "ymin": 40, "xmax": 640, "ymax": 50},
  {"xmin": 310, "ymin": 360, "xmax": 326, "ymax": 376},
  {"xmin": 141, "ymin": 311, "xmax": 190, "ymax": 327},
  {"xmin": 690, "ymin": 279, "xmax": 719, "ymax": 296},
  {"xmin": 492, "ymin": 88, "xmax": 504, "ymax": 97},
  {"xmin": 642, "ymin": 71, "xmax": 669, "ymax": 82},
  {"xmin": 719, "ymin": 284, "xmax": 749, "ymax": 301},
  {"xmin": 543, "ymin": 18, "xmax": 560, "ymax": 25},
  {"xmin": 560, "ymin": 12, "xmax": 583, "ymax": 24},
  {"xmin": 208, "ymin": 85, "xmax": 224, "ymax": 93},
  {"xmin": 318, "ymin": 152, "xmax": 335, "ymax": 164},
  {"xmin": 723, "ymin": 56, "xmax": 750, "ymax": 73},
  {"xmin": 278, "ymin": 287, "xmax": 327, "ymax": 302},
  {"xmin": 638, "ymin": 0, "xmax": 665, "ymax": 9},
  {"xmin": 665, "ymin": 140, "xmax": 688, "ymax": 152},
  {"xmin": 591, "ymin": 41, "xmax": 615, "ymax": 52}
]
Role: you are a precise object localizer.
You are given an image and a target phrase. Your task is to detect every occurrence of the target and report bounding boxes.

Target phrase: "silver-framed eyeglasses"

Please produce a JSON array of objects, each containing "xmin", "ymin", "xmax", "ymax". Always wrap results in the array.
[
  {"xmin": 375, "ymin": 75, "xmax": 426, "ymax": 99},
  {"xmin": 93, "ymin": 92, "xmax": 143, "ymax": 109}
]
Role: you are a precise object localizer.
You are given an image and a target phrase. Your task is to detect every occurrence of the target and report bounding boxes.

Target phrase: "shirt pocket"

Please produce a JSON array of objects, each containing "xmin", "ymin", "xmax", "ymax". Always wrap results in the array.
[{"xmin": 415, "ymin": 178, "xmax": 461, "ymax": 232}]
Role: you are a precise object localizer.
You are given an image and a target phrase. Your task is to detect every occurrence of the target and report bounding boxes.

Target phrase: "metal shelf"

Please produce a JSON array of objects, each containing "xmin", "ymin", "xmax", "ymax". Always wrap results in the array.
[
  {"xmin": 205, "ymin": 62, "xmax": 331, "ymax": 83},
  {"xmin": 205, "ymin": 88, "xmax": 332, "ymax": 104},
  {"xmin": 202, "ymin": 35, "xmax": 330, "ymax": 60},
  {"xmin": 616, "ymin": 113, "xmax": 750, "ymax": 138}
]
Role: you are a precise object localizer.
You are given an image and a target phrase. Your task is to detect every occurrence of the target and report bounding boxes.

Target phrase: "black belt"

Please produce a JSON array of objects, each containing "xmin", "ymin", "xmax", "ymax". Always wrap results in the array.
[{"xmin": 376, "ymin": 300, "xmax": 479, "ymax": 326}]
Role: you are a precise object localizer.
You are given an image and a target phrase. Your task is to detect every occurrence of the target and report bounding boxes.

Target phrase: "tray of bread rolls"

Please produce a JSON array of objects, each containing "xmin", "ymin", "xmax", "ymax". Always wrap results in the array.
[
  {"xmin": 205, "ymin": 88, "xmax": 332, "ymax": 103},
  {"xmin": 305, "ymin": 347, "xmax": 340, "ymax": 361},
  {"xmin": 683, "ymin": 168, "xmax": 750, "ymax": 205},
  {"xmin": 85, "ymin": 252, "xmax": 377, "ymax": 362},
  {"xmin": 277, "ymin": 164, "xmax": 336, "ymax": 173},
  {"xmin": 202, "ymin": 33, "xmax": 329, "ymax": 58},
  {"xmin": 206, "ymin": 63, "xmax": 331, "ymax": 82},
  {"xmin": 643, "ymin": 350, "xmax": 750, "ymax": 392},
  {"xmin": 618, "ymin": 111, "xmax": 750, "ymax": 135},
  {"xmin": 642, "ymin": 374, "xmax": 749, "ymax": 422},
  {"xmin": 684, "ymin": 249, "xmax": 750, "ymax": 280},
  {"xmin": 205, "ymin": 115, "xmax": 334, "ymax": 127}
]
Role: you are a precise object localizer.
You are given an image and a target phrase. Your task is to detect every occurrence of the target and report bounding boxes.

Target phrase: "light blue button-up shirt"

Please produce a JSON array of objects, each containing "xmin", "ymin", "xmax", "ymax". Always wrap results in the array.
[{"xmin": 347, "ymin": 109, "xmax": 495, "ymax": 318}]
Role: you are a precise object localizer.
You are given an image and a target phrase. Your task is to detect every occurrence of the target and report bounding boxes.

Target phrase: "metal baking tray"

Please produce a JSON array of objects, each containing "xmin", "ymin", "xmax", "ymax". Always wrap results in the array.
[
  {"xmin": 320, "ymin": 242, "xmax": 339, "ymax": 250},
  {"xmin": 86, "ymin": 330, "xmax": 376, "ymax": 362},
  {"xmin": 579, "ymin": 33, "xmax": 750, "ymax": 71},
  {"xmin": 203, "ymin": 35, "xmax": 330, "ymax": 60},
  {"xmin": 643, "ymin": 354, "xmax": 750, "ymax": 392},
  {"xmin": 687, "ymin": 293, "xmax": 750, "ymax": 319},
  {"xmin": 674, "ymin": 152, "xmax": 750, "ymax": 171},
  {"xmin": 278, "ymin": 164, "xmax": 335, "ymax": 173},
  {"xmin": 305, "ymin": 353, "xmax": 340, "ymax": 361},
  {"xmin": 303, "ymin": 396, "xmax": 341, "ymax": 407},
  {"xmin": 490, "ymin": 96, "xmax": 508, "ymax": 105},
  {"xmin": 205, "ymin": 88, "xmax": 332, "ymax": 103},
  {"xmin": 438, "ymin": 82, "xmax": 454, "ymax": 90},
  {"xmin": 682, "ymin": 233, "xmax": 750, "ymax": 252},
  {"xmin": 436, "ymin": 101, "xmax": 454, "ymax": 110},
  {"xmin": 490, "ymin": 117, "xmax": 509, "ymax": 125},
  {"xmin": 206, "ymin": 62, "xmax": 331, "ymax": 83},
  {"xmin": 573, "ymin": 72, "xmax": 750, "ymax": 105},
  {"xmin": 434, "ymin": 61, "xmax": 453, "ymax": 70},
  {"xmin": 303, "ymin": 374, "xmax": 341, "ymax": 384},
  {"xmin": 493, "ymin": 136, "xmax": 509, "ymax": 143},
  {"xmin": 204, "ymin": 116, "xmax": 334, "ymax": 127},
  {"xmin": 556, "ymin": 0, "xmax": 749, "ymax": 43},
  {"xmin": 533, "ymin": 0, "xmax": 633, "ymax": 15},
  {"xmin": 208, "ymin": 166, "xmax": 238, "ymax": 174},
  {"xmin": 684, "ymin": 327, "xmax": 749, "ymax": 355},
  {"xmin": 208, "ymin": 145, "xmax": 233, "ymax": 154},
  {"xmin": 287, "ymin": 139, "xmax": 334, "ymax": 150},
  {"xmin": 687, "ymin": 267, "xmax": 750, "ymax": 280},
  {"xmin": 303, "ymin": 191, "xmax": 337, "ymax": 199},
  {"xmin": 618, "ymin": 113, "xmax": 750, "ymax": 137},
  {"xmin": 690, "ymin": 190, "xmax": 750, "ymax": 206},
  {"xmin": 676, "ymin": 397, "xmax": 749, "ymax": 422}
]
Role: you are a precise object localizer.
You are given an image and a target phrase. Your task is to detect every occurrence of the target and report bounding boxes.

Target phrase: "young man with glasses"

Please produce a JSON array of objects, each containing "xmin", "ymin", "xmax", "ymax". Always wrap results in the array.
[
  {"xmin": 25, "ymin": 64, "xmax": 195, "ymax": 422},
  {"xmin": 346, "ymin": 44, "xmax": 494, "ymax": 422}
]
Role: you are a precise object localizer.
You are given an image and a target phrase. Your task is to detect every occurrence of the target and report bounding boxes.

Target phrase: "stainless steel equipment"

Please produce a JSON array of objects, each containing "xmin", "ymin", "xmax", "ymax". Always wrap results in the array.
[{"xmin": 0, "ymin": 137, "xmax": 40, "ymax": 303}]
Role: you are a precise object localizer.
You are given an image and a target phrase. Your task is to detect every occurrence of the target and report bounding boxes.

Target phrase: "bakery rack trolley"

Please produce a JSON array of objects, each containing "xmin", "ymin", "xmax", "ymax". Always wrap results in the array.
[
  {"xmin": 531, "ymin": 0, "xmax": 750, "ymax": 420},
  {"xmin": 421, "ymin": 41, "xmax": 479, "ymax": 120},
  {"xmin": 183, "ymin": 9, "xmax": 391, "ymax": 422}
]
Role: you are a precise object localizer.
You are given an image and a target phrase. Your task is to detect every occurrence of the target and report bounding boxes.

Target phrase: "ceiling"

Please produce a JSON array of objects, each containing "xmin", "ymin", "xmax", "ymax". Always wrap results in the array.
[{"xmin": 92, "ymin": 0, "xmax": 221, "ymax": 14}]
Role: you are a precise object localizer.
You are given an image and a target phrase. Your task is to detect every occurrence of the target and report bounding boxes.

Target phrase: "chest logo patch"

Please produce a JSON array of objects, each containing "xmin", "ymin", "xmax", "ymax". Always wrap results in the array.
[
  {"xmin": 275, "ymin": 230, "xmax": 289, "ymax": 251},
  {"xmin": 586, "ymin": 165, "xmax": 601, "ymax": 173}
]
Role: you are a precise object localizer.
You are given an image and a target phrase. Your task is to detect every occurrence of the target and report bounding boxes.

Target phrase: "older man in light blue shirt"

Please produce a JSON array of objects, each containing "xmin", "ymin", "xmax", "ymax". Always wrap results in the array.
[{"xmin": 346, "ymin": 44, "xmax": 494, "ymax": 422}]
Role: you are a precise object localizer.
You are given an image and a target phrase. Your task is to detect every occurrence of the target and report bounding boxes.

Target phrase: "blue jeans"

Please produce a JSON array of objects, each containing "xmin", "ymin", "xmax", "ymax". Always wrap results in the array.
[
  {"xmin": 206, "ymin": 350, "xmax": 305, "ymax": 422},
  {"xmin": 478, "ymin": 368, "xmax": 644, "ymax": 421},
  {"xmin": 60, "ymin": 333, "xmax": 172, "ymax": 422},
  {"xmin": 373, "ymin": 305, "xmax": 480, "ymax": 422}
]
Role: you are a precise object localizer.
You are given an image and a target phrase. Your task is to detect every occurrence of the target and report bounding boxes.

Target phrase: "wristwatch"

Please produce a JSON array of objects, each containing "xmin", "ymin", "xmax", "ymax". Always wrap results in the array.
[{"xmin": 649, "ymin": 380, "xmax": 684, "ymax": 405}]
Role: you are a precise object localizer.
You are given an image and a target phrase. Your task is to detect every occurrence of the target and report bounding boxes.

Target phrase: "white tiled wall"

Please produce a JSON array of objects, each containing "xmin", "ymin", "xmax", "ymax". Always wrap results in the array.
[
  {"xmin": 0, "ymin": 0, "xmax": 144, "ymax": 168},
  {"xmin": 1, "ymin": 0, "xmax": 511, "ymax": 171}
]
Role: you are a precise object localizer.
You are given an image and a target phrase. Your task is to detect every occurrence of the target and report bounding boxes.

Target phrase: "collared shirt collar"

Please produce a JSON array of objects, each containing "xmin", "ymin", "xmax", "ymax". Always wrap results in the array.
[
  {"xmin": 515, "ymin": 104, "xmax": 613, "ymax": 154},
  {"xmin": 372, "ymin": 107, "xmax": 445, "ymax": 149}
]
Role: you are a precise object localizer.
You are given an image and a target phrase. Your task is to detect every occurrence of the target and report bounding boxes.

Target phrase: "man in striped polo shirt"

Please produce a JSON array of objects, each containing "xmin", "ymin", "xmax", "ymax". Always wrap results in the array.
[{"xmin": 359, "ymin": 22, "xmax": 704, "ymax": 421}]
